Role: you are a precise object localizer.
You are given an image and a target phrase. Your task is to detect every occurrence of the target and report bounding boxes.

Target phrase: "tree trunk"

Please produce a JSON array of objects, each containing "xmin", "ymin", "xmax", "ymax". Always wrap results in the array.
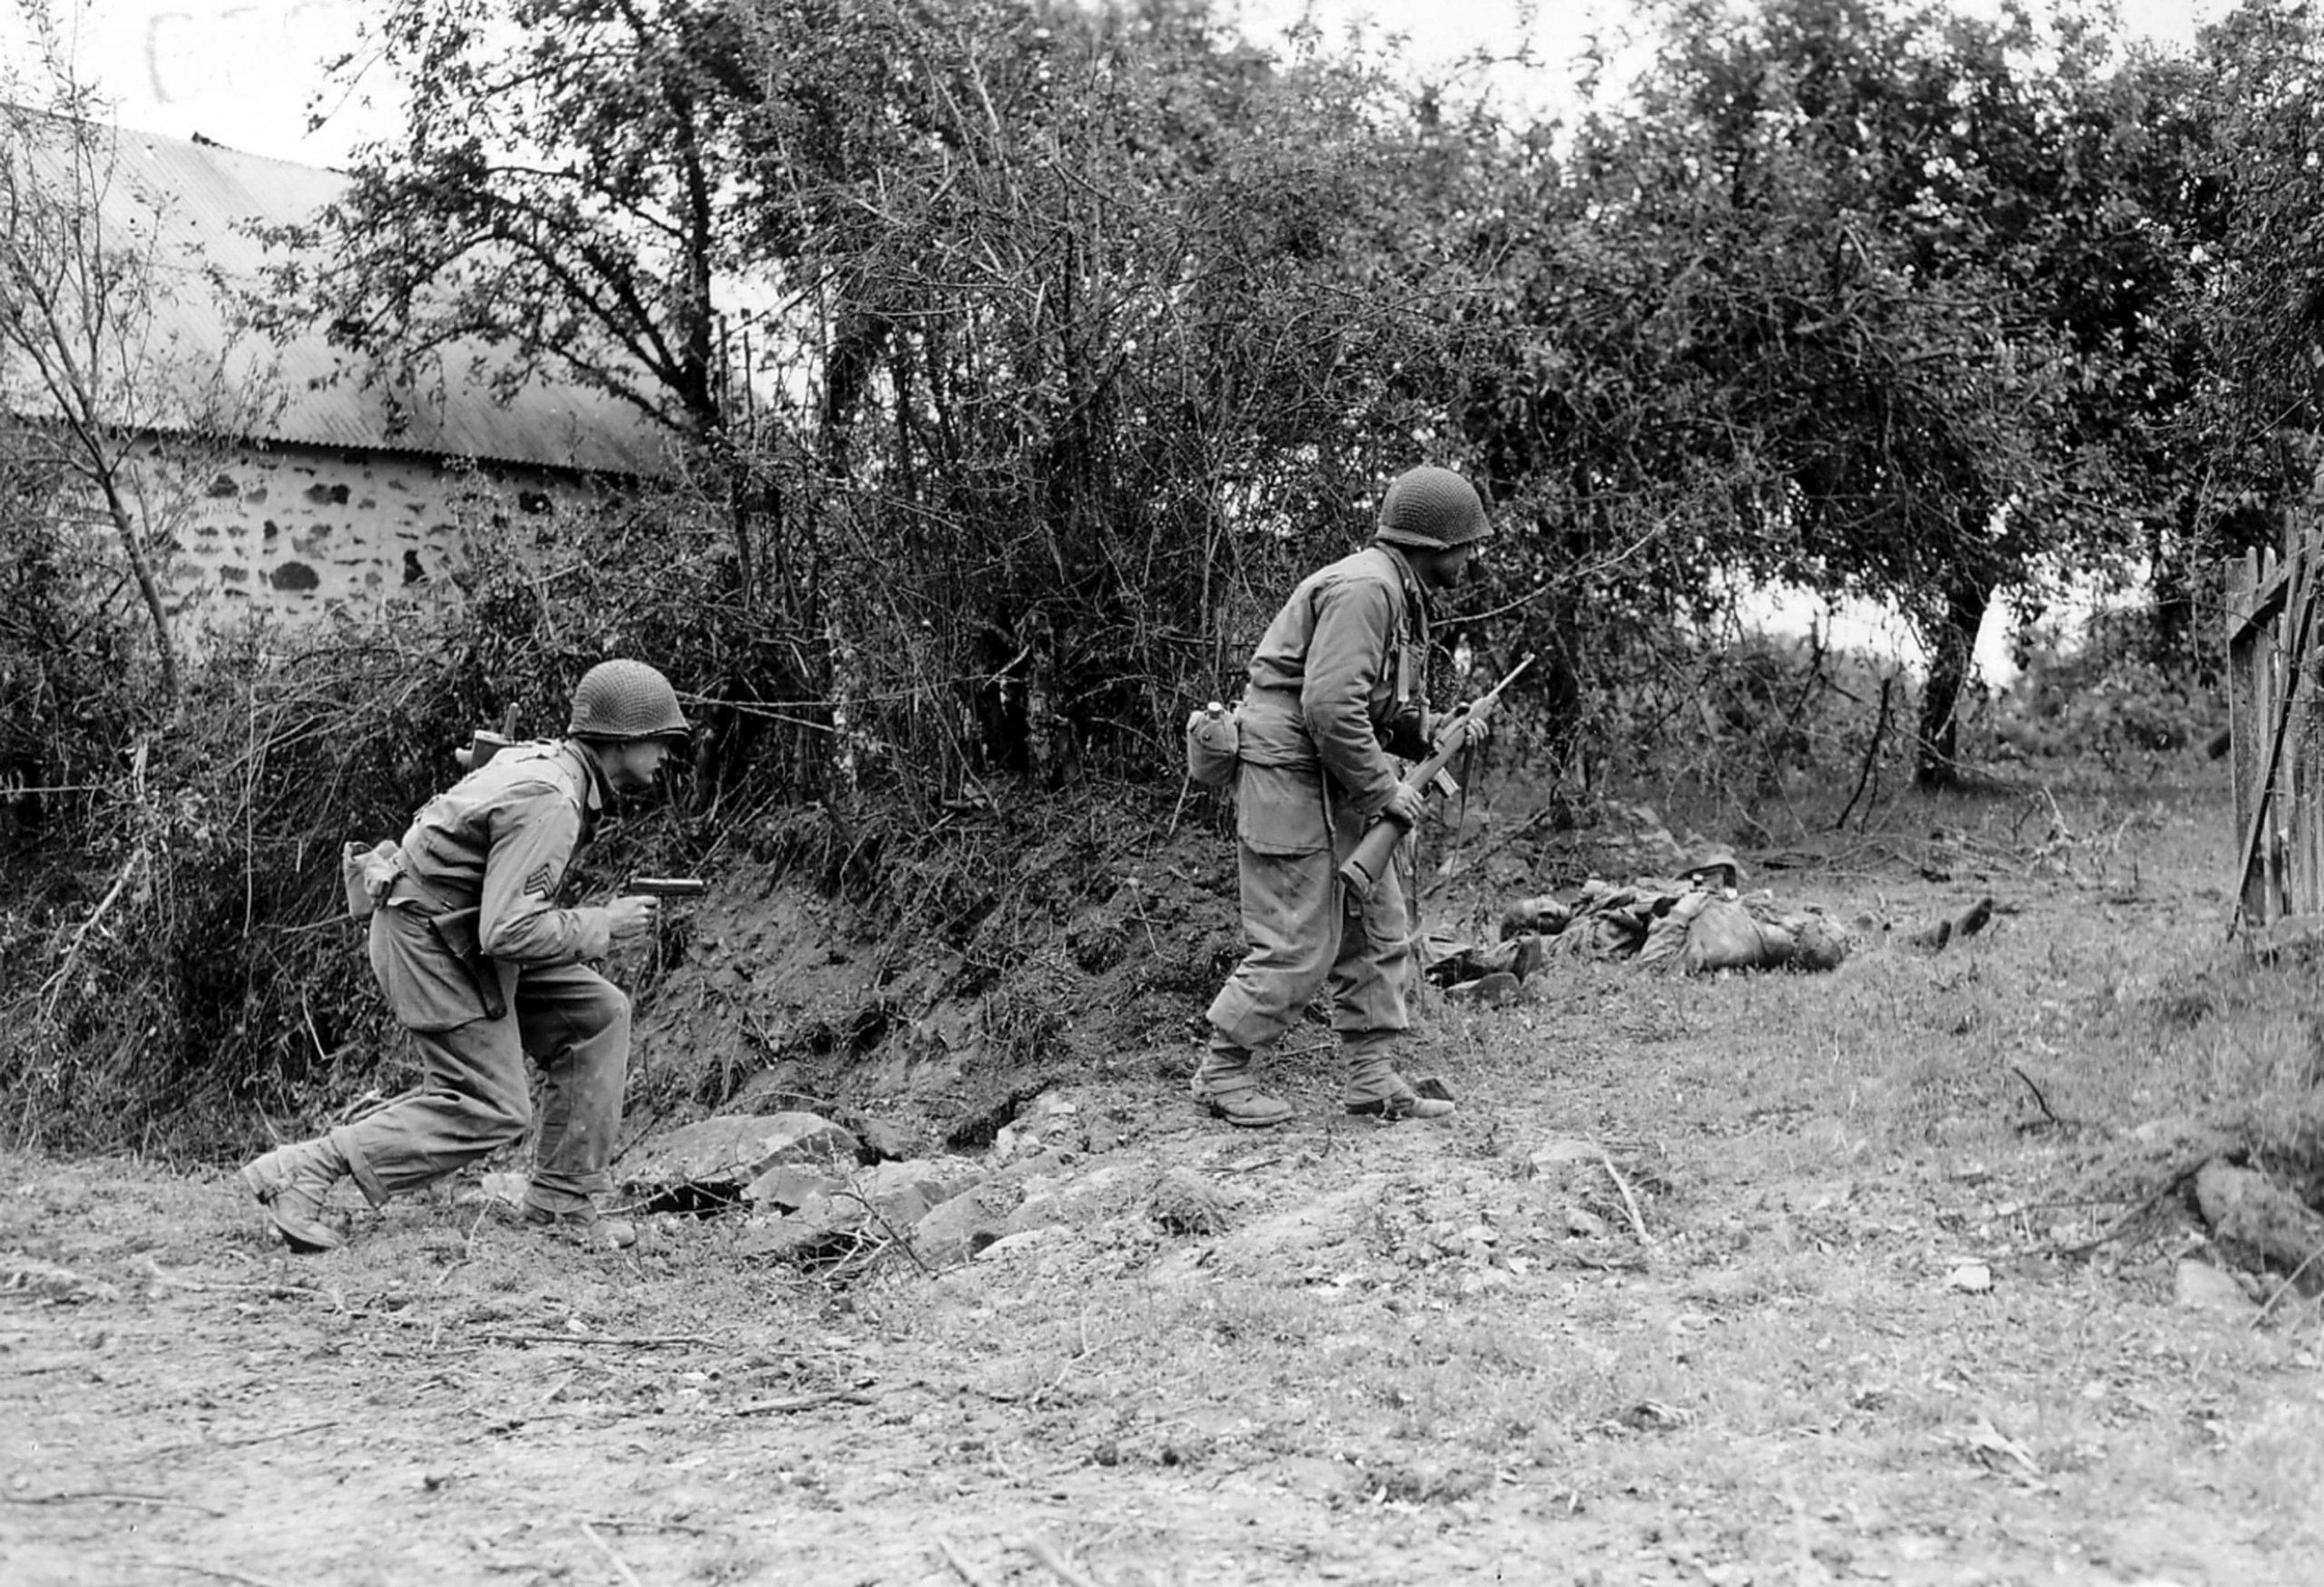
[
  {"xmin": 98, "ymin": 470, "xmax": 178, "ymax": 713},
  {"xmin": 2145, "ymin": 494, "xmax": 2201, "ymax": 669},
  {"xmin": 1914, "ymin": 572, "xmax": 1990, "ymax": 789}
]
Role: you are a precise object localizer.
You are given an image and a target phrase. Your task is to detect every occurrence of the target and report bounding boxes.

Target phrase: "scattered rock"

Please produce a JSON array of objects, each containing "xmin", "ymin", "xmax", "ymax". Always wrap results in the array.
[
  {"xmin": 2, "ymin": 1257, "xmax": 119, "ymax": 1305},
  {"xmin": 474, "ymin": 1169, "xmax": 527, "ymax": 1208},
  {"xmin": 975, "ymin": 1224, "xmax": 1077, "ymax": 1263},
  {"xmin": 1945, "ymin": 1261, "xmax": 1994, "ymax": 1295},
  {"xmin": 1526, "ymin": 1138, "xmax": 1608, "ymax": 1204},
  {"xmin": 619, "ymin": 1112, "xmax": 863, "ymax": 1208},
  {"xmin": 1527, "ymin": 1138, "xmax": 1602, "ymax": 1177},
  {"xmin": 734, "ymin": 1207, "xmax": 856, "ymax": 1264},
  {"xmin": 842, "ymin": 1115, "xmax": 918, "ymax": 1163},
  {"xmin": 1003, "ymin": 1163, "xmax": 1144, "ymax": 1237},
  {"xmin": 911, "ymin": 1184, "xmax": 1016, "ymax": 1267},
  {"xmin": 738, "ymin": 1155, "xmax": 987, "ymax": 1262},
  {"xmin": 1562, "ymin": 1206, "xmax": 1611, "ymax": 1239},
  {"xmin": 743, "ymin": 1164, "xmax": 844, "ymax": 1212},
  {"xmin": 942, "ymin": 1081, "xmax": 1071, "ymax": 1152},
  {"xmin": 2174, "ymin": 1257, "xmax": 2258, "ymax": 1315},
  {"xmin": 2194, "ymin": 1159, "xmax": 2324, "ymax": 1296},
  {"xmin": 1005, "ymin": 1091, "xmax": 1089, "ymax": 1159},
  {"xmin": 1182, "ymin": 1182, "xmax": 1378, "ymax": 1276},
  {"xmin": 862, "ymin": 1155, "xmax": 987, "ymax": 1225}
]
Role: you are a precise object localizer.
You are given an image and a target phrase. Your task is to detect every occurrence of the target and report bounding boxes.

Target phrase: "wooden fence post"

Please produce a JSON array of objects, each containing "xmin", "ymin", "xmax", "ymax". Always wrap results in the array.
[
  {"xmin": 2226, "ymin": 546, "xmax": 2267, "ymax": 937},
  {"xmin": 2227, "ymin": 501, "xmax": 2324, "ymax": 950},
  {"xmin": 2299, "ymin": 523, "xmax": 2324, "ymax": 921}
]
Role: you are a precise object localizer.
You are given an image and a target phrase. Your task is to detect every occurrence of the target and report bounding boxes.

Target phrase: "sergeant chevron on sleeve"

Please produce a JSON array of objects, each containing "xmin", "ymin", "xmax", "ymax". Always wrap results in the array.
[{"xmin": 241, "ymin": 658, "xmax": 693, "ymax": 1255}]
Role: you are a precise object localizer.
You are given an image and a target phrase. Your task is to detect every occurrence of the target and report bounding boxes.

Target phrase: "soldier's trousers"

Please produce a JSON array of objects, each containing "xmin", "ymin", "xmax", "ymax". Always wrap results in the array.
[
  {"xmin": 1206, "ymin": 836, "xmax": 1413, "ymax": 1078},
  {"xmin": 333, "ymin": 902, "xmax": 628, "ymax": 1216}
]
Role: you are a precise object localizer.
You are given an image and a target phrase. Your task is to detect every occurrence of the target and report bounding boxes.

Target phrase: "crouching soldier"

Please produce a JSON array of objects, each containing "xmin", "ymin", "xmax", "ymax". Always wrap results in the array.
[{"xmin": 241, "ymin": 658, "xmax": 692, "ymax": 1254}]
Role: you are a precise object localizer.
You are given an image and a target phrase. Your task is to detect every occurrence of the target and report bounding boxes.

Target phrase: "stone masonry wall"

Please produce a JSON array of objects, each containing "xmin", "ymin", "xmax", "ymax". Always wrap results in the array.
[{"xmin": 150, "ymin": 438, "xmax": 615, "ymax": 629}]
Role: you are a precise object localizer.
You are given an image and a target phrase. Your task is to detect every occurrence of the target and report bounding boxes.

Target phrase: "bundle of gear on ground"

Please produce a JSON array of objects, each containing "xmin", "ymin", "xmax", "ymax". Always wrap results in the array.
[{"xmin": 1423, "ymin": 850, "xmax": 1850, "ymax": 1000}]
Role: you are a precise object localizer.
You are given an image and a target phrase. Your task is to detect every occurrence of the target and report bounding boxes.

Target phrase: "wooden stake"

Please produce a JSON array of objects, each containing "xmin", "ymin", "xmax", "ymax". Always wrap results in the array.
[{"xmin": 2234, "ymin": 545, "xmax": 2319, "ymax": 937}]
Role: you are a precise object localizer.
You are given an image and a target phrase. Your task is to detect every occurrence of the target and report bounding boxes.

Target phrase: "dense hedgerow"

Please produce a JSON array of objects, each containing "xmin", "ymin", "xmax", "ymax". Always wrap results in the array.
[{"xmin": 0, "ymin": 476, "xmax": 731, "ymax": 1151}]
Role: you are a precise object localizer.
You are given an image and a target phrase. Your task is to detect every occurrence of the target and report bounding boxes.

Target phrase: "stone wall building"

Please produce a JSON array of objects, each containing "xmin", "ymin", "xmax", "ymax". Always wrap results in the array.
[{"xmin": 5, "ymin": 119, "xmax": 669, "ymax": 627}]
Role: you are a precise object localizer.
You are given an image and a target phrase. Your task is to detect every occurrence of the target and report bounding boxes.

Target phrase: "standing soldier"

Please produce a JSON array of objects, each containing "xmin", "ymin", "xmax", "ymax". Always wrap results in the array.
[
  {"xmin": 1197, "ymin": 466, "xmax": 1492, "ymax": 1128},
  {"xmin": 241, "ymin": 658, "xmax": 691, "ymax": 1253}
]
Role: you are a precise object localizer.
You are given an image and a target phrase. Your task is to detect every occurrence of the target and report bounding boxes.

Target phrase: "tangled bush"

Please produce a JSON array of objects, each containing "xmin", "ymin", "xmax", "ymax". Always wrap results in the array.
[
  {"xmin": 0, "ymin": 482, "xmax": 731, "ymax": 1154},
  {"xmin": 1996, "ymin": 610, "xmax": 2218, "ymax": 766},
  {"xmin": 1566, "ymin": 624, "xmax": 1916, "ymax": 825}
]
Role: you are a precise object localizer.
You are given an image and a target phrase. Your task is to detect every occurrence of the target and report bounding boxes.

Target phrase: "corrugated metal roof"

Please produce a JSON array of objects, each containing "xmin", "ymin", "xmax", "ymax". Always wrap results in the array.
[{"xmin": 6, "ymin": 116, "xmax": 672, "ymax": 477}]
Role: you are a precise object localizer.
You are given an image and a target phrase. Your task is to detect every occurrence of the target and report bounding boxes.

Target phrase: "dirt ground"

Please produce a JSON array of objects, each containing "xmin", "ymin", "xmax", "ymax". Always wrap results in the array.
[{"xmin": 6, "ymin": 765, "xmax": 2323, "ymax": 1586}]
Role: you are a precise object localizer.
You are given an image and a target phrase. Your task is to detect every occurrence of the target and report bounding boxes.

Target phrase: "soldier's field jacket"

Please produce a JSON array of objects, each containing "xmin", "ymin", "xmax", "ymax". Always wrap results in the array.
[
  {"xmin": 374, "ymin": 740, "xmax": 619, "ymax": 1029},
  {"xmin": 1235, "ymin": 544, "xmax": 1433, "ymax": 857}
]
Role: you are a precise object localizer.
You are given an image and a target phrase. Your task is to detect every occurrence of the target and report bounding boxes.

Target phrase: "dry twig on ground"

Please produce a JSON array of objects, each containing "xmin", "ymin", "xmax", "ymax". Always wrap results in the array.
[
  {"xmin": 1600, "ymin": 1150, "xmax": 1650, "ymax": 1243},
  {"xmin": 2252, "ymin": 1247, "xmax": 2324, "ymax": 1327},
  {"xmin": 938, "ymin": 1535, "xmax": 1002, "ymax": 1587},
  {"xmin": 579, "ymin": 1520, "xmax": 645, "ymax": 1587},
  {"xmin": 150, "ymin": 1564, "xmax": 295, "ymax": 1587},
  {"xmin": 721, "ymin": 1389, "xmax": 876, "ymax": 1416},
  {"xmin": 1024, "ymin": 1533, "xmax": 1104, "ymax": 1587},
  {"xmin": 478, "ymin": 1330, "xmax": 719, "ymax": 1348},
  {"xmin": 3, "ymin": 1491, "xmax": 226, "ymax": 1517}
]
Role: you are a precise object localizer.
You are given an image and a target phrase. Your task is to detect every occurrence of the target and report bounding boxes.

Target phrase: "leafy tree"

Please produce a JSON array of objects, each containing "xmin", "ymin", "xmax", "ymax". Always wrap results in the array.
[
  {"xmin": 280, "ymin": 0, "xmax": 752, "ymax": 442},
  {"xmin": 271, "ymin": 0, "xmax": 848, "ymax": 780},
  {"xmin": 726, "ymin": 0, "xmax": 1486, "ymax": 792},
  {"xmin": 3, "ymin": 38, "xmax": 198, "ymax": 712},
  {"xmin": 2177, "ymin": 0, "xmax": 2324, "ymax": 560},
  {"xmin": 285, "ymin": 0, "xmax": 1501, "ymax": 801},
  {"xmin": 1465, "ymin": 0, "xmax": 2209, "ymax": 785},
  {"xmin": 5, "ymin": 4, "xmax": 297, "ymax": 763}
]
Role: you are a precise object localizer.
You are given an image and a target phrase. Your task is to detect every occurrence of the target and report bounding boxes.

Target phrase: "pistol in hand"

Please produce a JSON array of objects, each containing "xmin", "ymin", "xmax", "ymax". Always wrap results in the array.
[{"xmin": 630, "ymin": 877, "xmax": 707, "ymax": 900}]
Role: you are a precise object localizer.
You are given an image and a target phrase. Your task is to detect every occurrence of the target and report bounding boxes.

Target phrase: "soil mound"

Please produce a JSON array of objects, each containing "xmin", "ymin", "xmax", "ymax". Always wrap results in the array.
[{"xmin": 619, "ymin": 791, "xmax": 1244, "ymax": 1154}]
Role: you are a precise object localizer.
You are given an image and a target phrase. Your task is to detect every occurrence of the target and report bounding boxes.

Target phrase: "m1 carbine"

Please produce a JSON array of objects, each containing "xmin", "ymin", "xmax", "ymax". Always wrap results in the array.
[{"xmin": 1337, "ymin": 653, "xmax": 1534, "ymax": 902}]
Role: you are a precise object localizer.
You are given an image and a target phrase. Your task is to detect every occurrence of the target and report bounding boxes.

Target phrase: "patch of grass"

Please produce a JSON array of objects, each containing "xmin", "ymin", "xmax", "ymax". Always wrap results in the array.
[
  {"xmin": 2228, "ymin": 1390, "xmax": 2324, "ymax": 1547},
  {"xmin": 13, "ymin": 761, "xmax": 2324, "ymax": 1582}
]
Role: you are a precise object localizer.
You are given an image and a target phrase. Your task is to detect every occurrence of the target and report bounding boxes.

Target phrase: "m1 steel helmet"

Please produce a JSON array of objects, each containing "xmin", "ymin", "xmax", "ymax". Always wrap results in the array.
[
  {"xmin": 567, "ymin": 659, "xmax": 691, "ymax": 742},
  {"xmin": 1375, "ymin": 465, "xmax": 1492, "ymax": 550}
]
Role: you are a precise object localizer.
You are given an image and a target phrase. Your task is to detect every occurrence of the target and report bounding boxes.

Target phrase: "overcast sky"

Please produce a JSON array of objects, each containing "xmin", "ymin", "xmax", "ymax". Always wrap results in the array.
[
  {"xmin": 5, "ymin": 0, "xmax": 2230, "ymax": 169},
  {"xmin": 6, "ymin": 0, "xmax": 2231, "ymax": 169}
]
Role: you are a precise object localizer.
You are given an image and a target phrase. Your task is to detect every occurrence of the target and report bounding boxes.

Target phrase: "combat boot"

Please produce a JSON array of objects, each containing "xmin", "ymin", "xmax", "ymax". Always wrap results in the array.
[
  {"xmin": 239, "ymin": 1138, "xmax": 350, "ymax": 1253},
  {"xmin": 1343, "ymin": 1052, "xmax": 1456, "ymax": 1122},
  {"xmin": 1190, "ymin": 1037, "xmax": 1294, "ymax": 1129},
  {"xmin": 1344, "ymin": 1088, "xmax": 1456, "ymax": 1121}
]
